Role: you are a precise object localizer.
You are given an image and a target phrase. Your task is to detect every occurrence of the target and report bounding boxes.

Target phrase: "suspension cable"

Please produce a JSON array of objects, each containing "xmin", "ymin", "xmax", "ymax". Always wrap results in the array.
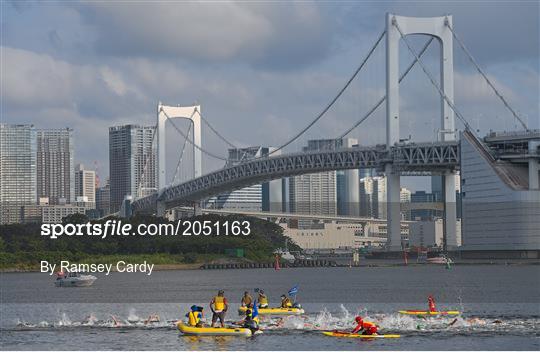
[
  {"xmin": 393, "ymin": 17, "xmax": 474, "ymax": 133},
  {"xmin": 170, "ymin": 120, "xmax": 192, "ymax": 185},
  {"xmin": 261, "ymin": 29, "xmax": 387, "ymax": 157},
  {"xmin": 161, "ymin": 108, "xmax": 229, "ymax": 161},
  {"xmin": 197, "ymin": 110, "xmax": 237, "ymax": 149},
  {"xmin": 336, "ymin": 37, "xmax": 435, "ymax": 139},
  {"xmin": 445, "ymin": 18, "xmax": 529, "ymax": 131}
]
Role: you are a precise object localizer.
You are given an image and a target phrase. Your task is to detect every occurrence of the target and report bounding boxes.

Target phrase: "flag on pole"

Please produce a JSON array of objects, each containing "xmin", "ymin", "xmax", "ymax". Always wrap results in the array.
[
  {"xmin": 252, "ymin": 299, "xmax": 259, "ymax": 319},
  {"xmin": 288, "ymin": 285, "xmax": 299, "ymax": 296}
]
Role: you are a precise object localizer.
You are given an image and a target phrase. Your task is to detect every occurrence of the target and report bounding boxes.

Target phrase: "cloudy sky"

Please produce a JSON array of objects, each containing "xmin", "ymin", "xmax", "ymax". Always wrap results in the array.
[{"xmin": 2, "ymin": 1, "xmax": 538, "ymax": 190}]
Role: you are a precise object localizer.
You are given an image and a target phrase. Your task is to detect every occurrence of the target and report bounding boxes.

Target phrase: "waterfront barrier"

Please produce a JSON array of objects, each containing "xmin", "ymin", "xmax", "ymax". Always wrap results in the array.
[{"xmin": 200, "ymin": 259, "xmax": 338, "ymax": 270}]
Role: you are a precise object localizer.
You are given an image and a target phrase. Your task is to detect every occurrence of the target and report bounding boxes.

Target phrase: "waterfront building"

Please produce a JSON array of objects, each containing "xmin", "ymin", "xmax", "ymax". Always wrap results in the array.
[
  {"xmin": 206, "ymin": 146, "xmax": 283, "ymax": 212},
  {"xmin": 460, "ymin": 131, "xmax": 540, "ymax": 255},
  {"xmin": 96, "ymin": 180, "xmax": 111, "ymax": 217},
  {"xmin": 0, "ymin": 124, "xmax": 37, "ymax": 224},
  {"xmin": 74, "ymin": 164, "xmax": 96, "ymax": 209},
  {"xmin": 409, "ymin": 219, "xmax": 462, "ymax": 248},
  {"xmin": 109, "ymin": 125, "xmax": 156, "ymax": 213},
  {"xmin": 36, "ymin": 128, "xmax": 74, "ymax": 205},
  {"xmin": 289, "ymin": 138, "xmax": 358, "ymax": 227},
  {"xmin": 42, "ymin": 205, "xmax": 86, "ymax": 224}
]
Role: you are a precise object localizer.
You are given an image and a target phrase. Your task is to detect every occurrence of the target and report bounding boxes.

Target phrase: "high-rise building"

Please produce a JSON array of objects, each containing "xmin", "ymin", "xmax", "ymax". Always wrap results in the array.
[
  {"xmin": 400, "ymin": 187, "xmax": 412, "ymax": 220},
  {"xmin": 359, "ymin": 177, "xmax": 374, "ymax": 218},
  {"xmin": 0, "ymin": 124, "xmax": 37, "ymax": 224},
  {"xmin": 410, "ymin": 190, "xmax": 443, "ymax": 220},
  {"xmin": 373, "ymin": 176, "xmax": 387, "ymax": 219},
  {"xmin": 74, "ymin": 164, "xmax": 96, "ymax": 209},
  {"xmin": 205, "ymin": 146, "xmax": 283, "ymax": 212},
  {"xmin": 36, "ymin": 128, "xmax": 74, "ymax": 205},
  {"xmin": 96, "ymin": 180, "xmax": 111, "ymax": 217},
  {"xmin": 109, "ymin": 125, "xmax": 156, "ymax": 212},
  {"xmin": 288, "ymin": 138, "xmax": 359, "ymax": 224}
]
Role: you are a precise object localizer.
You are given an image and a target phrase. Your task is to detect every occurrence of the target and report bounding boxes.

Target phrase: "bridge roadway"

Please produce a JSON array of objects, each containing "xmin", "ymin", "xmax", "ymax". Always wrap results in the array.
[{"xmin": 132, "ymin": 141, "xmax": 459, "ymax": 214}]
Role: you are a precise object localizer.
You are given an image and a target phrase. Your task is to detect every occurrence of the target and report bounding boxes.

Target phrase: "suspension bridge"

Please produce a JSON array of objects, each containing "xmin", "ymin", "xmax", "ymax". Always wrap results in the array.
[{"xmin": 128, "ymin": 14, "xmax": 535, "ymax": 251}]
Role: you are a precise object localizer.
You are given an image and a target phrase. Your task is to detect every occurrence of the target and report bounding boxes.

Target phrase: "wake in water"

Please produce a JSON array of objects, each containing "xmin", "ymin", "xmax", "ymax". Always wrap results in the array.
[{"xmin": 11, "ymin": 305, "xmax": 538, "ymax": 336}]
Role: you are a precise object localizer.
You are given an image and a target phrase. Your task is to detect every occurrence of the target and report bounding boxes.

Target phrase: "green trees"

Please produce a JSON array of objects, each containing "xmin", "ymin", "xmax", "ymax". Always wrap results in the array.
[{"xmin": 0, "ymin": 215, "xmax": 299, "ymax": 269}]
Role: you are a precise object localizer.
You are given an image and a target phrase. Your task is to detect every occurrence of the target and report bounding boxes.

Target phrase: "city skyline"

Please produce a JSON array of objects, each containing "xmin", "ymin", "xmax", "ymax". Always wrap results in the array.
[{"xmin": 2, "ymin": 2, "xmax": 538, "ymax": 188}]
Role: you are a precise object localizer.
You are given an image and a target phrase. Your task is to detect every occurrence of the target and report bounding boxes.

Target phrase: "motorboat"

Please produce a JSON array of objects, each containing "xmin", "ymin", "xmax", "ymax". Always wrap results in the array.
[{"xmin": 54, "ymin": 271, "xmax": 97, "ymax": 287}]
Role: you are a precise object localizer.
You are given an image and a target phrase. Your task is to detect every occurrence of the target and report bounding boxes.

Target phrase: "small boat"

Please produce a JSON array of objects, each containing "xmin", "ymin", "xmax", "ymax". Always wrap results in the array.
[
  {"xmin": 55, "ymin": 271, "xmax": 97, "ymax": 287},
  {"xmin": 238, "ymin": 306, "xmax": 304, "ymax": 316},
  {"xmin": 426, "ymin": 256, "xmax": 453, "ymax": 264},
  {"xmin": 322, "ymin": 331, "xmax": 400, "ymax": 338},
  {"xmin": 177, "ymin": 321, "xmax": 257, "ymax": 336},
  {"xmin": 398, "ymin": 310, "xmax": 460, "ymax": 316}
]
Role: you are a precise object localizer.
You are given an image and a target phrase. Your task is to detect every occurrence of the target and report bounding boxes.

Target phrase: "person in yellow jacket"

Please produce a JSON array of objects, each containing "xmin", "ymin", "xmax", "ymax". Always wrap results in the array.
[
  {"xmin": 280, "ymin": 294, "xmax": 293, "ymax": 308},
  {"xmin": 258, "ymin": 290, "xmax": 269, "ymax": 308},
  {"xmin": 241, "ymin": 291, "xmax": 253, "ymax": 307},
  {"xmin": 210, "ymin": 290, "xmax": 229, "ymax": 328},
  {"xmin": 186, "ymin": 305, "xmax": 203, "ymax": 327}
]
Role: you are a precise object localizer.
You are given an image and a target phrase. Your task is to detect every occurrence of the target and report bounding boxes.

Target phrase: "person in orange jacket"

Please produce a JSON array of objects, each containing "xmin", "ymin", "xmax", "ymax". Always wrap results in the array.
[
  {"xmin": 352, "ymin": 316, "xmax": 378, "ymax": 335},
  {"xmin": 428, "ymin": 295, "xmax": 436, "ymax": 312}
]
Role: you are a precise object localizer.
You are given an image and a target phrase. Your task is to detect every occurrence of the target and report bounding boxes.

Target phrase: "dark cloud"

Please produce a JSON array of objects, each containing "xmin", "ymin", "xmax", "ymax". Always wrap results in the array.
[
  {"xmin": 72, "ymin": 2, "xmax": 336, "ymax": 70},
  {"xmin": 1, "ymin": 1, "xmax": 538, "ymax": 186}
]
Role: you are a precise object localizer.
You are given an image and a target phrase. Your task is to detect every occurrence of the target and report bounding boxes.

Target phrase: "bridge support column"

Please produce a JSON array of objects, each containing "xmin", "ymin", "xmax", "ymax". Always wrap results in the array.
[
  {"xmin": 443, "ymin": 172, "xmax": 458, "ymax": 249},
  {"xmin": 386, "ymin": 164, "xmax": 402, "ymax": 251}
]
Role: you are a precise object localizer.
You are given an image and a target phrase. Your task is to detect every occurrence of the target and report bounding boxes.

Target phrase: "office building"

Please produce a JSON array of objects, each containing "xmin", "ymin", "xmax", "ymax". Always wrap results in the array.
[
  {"xmin": 75, "ymin": 164, "xmax": 96, "ymax": 209},
  {"xmin": 36, "ymin": 128, "xmax": 74, "ymax": 205},
  {"xmin": 109, "ymin": 125, "xmax": 156, "ymax": 213},
  {"xmin": 409, "ymin": 219, "xmax": 462, "ymax": 248},
  {"xmin": 96, "ymin": 181, "xmax": 111, "ymax": 217},
  {"xmin": 206, "ymin": 147, "xmax": 283, "ymax": 212},
  {"xmin": 460, "ymin": 131, "xmax": 540, "ymax": 254},
  {"xmin": 42, "ymin": 205, "xmax": 86, "ymax": 224},
  {"xmin": 0, "ymin": 124, "xmax": 37, "ymax": 224},
  {"xmin": 289, "ymin": 139, "xmax": 358, "ymax": 226},
  {"xmin": 359, "ymin": 176, "xmax": 386, "ymax": 219},
  {"xmin": 400, "ymin": 187, "xmax": 412, "ymax": 220}
]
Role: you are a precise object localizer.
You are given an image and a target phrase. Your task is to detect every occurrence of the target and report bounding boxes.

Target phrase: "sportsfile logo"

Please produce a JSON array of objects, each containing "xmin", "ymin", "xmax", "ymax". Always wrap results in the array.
[{"xmin": 41, "ymin": 220, "xmax": 251, "ymax": 239}]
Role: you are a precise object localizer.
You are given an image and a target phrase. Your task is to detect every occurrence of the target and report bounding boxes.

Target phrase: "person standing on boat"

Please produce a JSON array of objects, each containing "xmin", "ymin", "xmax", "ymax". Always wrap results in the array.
[
  {"xmin": 258, "ymin": 290, "xmax": 269, "ymax": 308},
  {"xmin": 241, "ymin": 291, "xmax": 253, "ymax": 307},
  {"xmin": 352, "ymin": 316, "xmax": 378, "ymax": 335},
  {"xmin": 210, "ymin": 290, "xmax": 228, "ymax": 328},
  {"xmin": 428, "ymin": 295, "xmax": 436, "ymax": 312}
]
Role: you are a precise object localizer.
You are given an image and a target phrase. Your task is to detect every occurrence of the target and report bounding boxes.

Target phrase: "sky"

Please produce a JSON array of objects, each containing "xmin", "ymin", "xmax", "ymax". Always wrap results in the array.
[{"xmin": 2, "ymin": 1, "xmax": 539, "ymax": 191}]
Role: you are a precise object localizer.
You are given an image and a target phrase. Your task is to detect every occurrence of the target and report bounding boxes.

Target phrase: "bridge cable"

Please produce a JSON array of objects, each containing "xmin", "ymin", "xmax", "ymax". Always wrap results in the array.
[
  {"xmin": 161, "ymin": 108, "xmax": 229, "ymax": 161},
  {"xmin": 336, "ymin": 37, "xmax": 435, "ymax": 139},
  {"xmin": 262, "ymin": 29, "xmax": 387, "ymax": 158},
  {"xmin": 170, "ymin": 120, "xmax": 193, "ymax": 186},
  {"xmin": 197, "ymin": 110, "xmax": 238, "ymax": 149},
  {"xmin": 393, "ymin": 18, "xmax": 475, "ymax": 133},
  {"xmin": 445, "ymin": 18, "xmax": 529, "ymax": 131}
]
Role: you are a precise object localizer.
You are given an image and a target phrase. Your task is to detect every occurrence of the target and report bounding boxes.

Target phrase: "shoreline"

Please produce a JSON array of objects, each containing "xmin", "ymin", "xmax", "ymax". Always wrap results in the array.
[{"xmin": 2, "ymin": 258, "xmax": 539, "ymax": 273}]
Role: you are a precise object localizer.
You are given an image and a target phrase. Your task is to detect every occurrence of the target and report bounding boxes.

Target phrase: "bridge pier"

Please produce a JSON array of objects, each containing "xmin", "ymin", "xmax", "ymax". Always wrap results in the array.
[{"xmin": 386, "ymin": 165, "xmax": 402, "ymax": 251}]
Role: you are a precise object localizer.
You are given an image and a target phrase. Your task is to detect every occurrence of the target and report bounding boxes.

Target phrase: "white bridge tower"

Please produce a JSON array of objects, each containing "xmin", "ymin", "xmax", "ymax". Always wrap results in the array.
[
  {"xmin": 386, "ymin": 14, "xmax": 458, "ymax": 251},
  {"xmin": 157, "ymin": 102, "xmax": 202, "ymax": 191}
]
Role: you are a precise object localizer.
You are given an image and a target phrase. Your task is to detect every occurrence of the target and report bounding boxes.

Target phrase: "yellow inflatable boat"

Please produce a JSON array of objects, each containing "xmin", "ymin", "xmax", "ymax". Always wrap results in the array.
[
  {"xmin": 238, "ymin": 306, "xmax": 304, "ymax": 316},
  {"xmin": 177, "ymin": 321, "xmax": 254, "ymax": 336},
  {"xmin": 398, "ymin": 310, "xmax": 460, "ymax": 316}
]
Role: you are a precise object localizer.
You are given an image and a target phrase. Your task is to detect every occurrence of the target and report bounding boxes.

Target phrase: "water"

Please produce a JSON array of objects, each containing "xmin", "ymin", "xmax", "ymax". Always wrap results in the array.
[{"xmin": 1, "ymin": 266, "xmax": 539, "ymax": 350}]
